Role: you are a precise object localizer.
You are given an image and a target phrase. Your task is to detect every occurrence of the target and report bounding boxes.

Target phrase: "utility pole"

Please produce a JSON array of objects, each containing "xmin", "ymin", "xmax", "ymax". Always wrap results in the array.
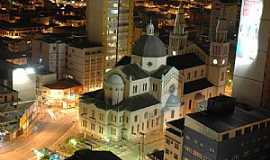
[{"xmin": 140, "ymin": 132, "xmax": 145, "ymax": 160}]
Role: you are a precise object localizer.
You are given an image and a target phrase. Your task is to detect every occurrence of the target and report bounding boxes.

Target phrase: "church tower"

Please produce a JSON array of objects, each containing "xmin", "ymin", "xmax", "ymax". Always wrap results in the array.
[
  {"xmin": 208, "ymin": 16, "xmax": 229, "ymax": 95},
  {"xmin": 168, "ymin": 3, "xmax": 187, "ymax": 56}
]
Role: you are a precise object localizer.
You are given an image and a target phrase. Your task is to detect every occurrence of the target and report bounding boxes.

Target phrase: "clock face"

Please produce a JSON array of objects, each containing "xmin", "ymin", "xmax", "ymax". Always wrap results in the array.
[
  {"xmin": 169, "ymin": 84, "xmax": 176, "ymax": 94},
  {"xmin": 147, "ymin": 61, "xmax": 153, "ymax": 67}
]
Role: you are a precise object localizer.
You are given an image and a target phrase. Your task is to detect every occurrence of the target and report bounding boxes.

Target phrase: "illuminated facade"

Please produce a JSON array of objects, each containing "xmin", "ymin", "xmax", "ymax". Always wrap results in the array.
[
  {"xmin": 86, "ymin": 0, "xmax": 134, "ymax": 71},
  {"xmin": 233, "ymin": 0, "xmax": 270, "ymax": 107},
  {"xmin": 79, "ymin": 23, "xmax": 181, "ymax": 142},
  {"xmin": 43, "ymin": 79, "xmax": 83, "ymax": 109},
  {"xmin": 66, "ymin": 41, "xmax": 104, "ymax": 93}
]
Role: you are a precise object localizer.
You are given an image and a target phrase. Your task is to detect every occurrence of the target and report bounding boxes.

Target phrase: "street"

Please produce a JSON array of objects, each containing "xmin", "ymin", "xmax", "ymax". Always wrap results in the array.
[{"xmin": 0, "ymin": 110, "xmax": 77, "ymax": 160}]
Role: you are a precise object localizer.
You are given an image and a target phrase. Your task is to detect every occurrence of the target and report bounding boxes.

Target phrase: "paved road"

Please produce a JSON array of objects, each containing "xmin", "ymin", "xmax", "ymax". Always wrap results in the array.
[{"xmin": 0, "ymin": 111, "xmax": 76, "ymax": 160}]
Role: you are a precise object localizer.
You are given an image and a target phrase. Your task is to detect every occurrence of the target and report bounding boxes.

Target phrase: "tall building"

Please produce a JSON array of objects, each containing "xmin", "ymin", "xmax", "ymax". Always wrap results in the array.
[
  {"xmin": 66, "ymin": 40, "xmax": 104, "ymax": 93},
  {"xmin": 86, "ymin": 0, "xmax": 133, "ymax": 71},
  {"xmin": 32, "ymin": 36, "xmax": 67, "ymax": 80},
  {"xmin": 168, "ymin": 4, "xmax": 188, "ymax": 56},
  {"xmin": 209, "ymin": 0, "xmax": 240, "ymax": 41},
  {"xmin": 182, "ymin": 96, "xmax": 270, "ymax": 160},
  {"xmin": 233, "ymin": 0, "xmax": 270, "ymax": 107}
]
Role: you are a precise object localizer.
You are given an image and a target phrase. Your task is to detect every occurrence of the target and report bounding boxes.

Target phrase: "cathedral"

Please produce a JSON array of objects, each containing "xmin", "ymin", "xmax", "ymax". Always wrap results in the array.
[{"xmin": 79, "ymin": 5, "xmax": 229, "ymax": 142}]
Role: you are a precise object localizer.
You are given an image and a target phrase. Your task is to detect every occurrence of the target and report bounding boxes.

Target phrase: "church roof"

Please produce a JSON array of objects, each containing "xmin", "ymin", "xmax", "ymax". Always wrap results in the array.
[
  {"xmin": 118, "ymin": 93, "xmax": 160, "ymax": 111},
  {"xmin": 151, "ymin": 65, "xmax": 173, "ymax": 79},
  {"xmin": 132, "ymin": 35, "xmax": 167, "ymax": 57},
  {"xmin": 167, "ymin": 53, "xmax": 205, "ymax": 70},
  {"xmin": 184, "ymin": 78, "xmax": 214, "ymax": 94},
  {"xmin": 81, "ymin": 90, "xmax": 160, "ymax": 112},
  {"xmin": 119, "ymin": 64, "xmax": 149, "ymax": 80}
]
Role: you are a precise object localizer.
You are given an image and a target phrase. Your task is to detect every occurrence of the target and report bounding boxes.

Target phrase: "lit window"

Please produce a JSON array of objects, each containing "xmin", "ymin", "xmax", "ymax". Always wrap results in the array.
[
  {"xmin": 172, "ymin": 51, "xmax": 177, "ymax": 55},
  {"xmin": 213, "ymin": 59, "xmax": 218, "ymax": 65},
  {"xmin": 113, "ymin": 3, "xmax": 118, "ymax": 7},
  {"xmin": 111, "ymin": 9, "xmax": 118, "ymax": 14},
  {"xmin": 222, "ymin": 59, "xmax": 226, "ymax": 65}
]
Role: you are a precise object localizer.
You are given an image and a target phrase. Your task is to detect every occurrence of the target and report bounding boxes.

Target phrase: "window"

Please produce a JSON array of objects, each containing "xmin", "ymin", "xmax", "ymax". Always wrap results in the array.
[
  {"xmin": 187, "ymin": 73, "xmax": 191, "ymax": 80},
  {"xmin": 166, "ymin": 138, "xmax": 170, "ymax": 145},
  {"xmin": 188, "ymin": 100, "xmax": 192, "ymax": 110},
  {"xmin": 142, "ymin": 123, "xmax": 144, "ymax": 130},
  {"xmin": 165, "ymin": 148, "xmax": 169, "ymax": 154},
  {"xmin": 82, "ymin": 120, "xmax": 87, "ymax": 127},
  {"xmin": 171, "ymin": 110, "xmax": 175, "ymax": 118},
  {"xmin": 144, "ymin": 112, "xmax": 148, "ymax": 119},
  {"xmin": 175, "ymin": 143, "xmax": 179, "ymax": 149},
  {"xmin": 99, "ymin": 126, "xmax": 103, "ymax": 134},
  {"xmin": 194, "ymin": 70, "xmax": 197, "ymax": 78},
  {"xmin": 131, "ymin": 126, "xmax": 134, "ymax": 134},
  {"xmin": 154, "ymin": 109, "xmax": 158, "ymax": 116},
  {"xmin": 222, "ymin": 133, "xmax": 229, "ymax": 140},
  {"xmin": 151, "ymin": 119, "xmax": 154, "ymax": 128},
  {"xmin": 133, "ymin": 85, "xmax": 138, "ymax": 94},
  {"xmin": 137, "ymin": 124, "xmax": 140, "ymax": 133},
  {"xmin": 267, "ymin": 121, "xmax": 270, "ymax": 127},
  {"xmin": 91, "ymin": 123, "xmax": 95, "ymax": 130},
  {"xmin": 99, "ymin": 113, "xmax": 104, "ymax": 121},
  {"xmin": 111, "ymin": 127, "xmax": 116, "ymax": 135},
  {"xmin": 173, "ymin": 154, "xmax": 178, "ymax": 159},
  {"xmin": 213, "ymin": 59, "xmax": 218, "ymax": 65},
  {"xmin": 260, "ymin": 122, "xmax": 266, "ymax": 129},
  {"xmin": 235, "ymin": 130, "xmax": 242, "ymax": 137},
  {"xmin": 244, "ymin": 127, "xmax": 251, "ymax": 134},
  {"xmin": 143, "ymin": 83, "xmax": 148, "ymax": 91},
  {"xmin": 134, "ymin": 115, "xmax": 138, "ymax": 122},
  {"xmin": 253, "ymin": 125, "xmax": 258, "ymax": 132},
  {"xmin": 200, "ymin": 69, "xmax": 204, "ymax": 76}
]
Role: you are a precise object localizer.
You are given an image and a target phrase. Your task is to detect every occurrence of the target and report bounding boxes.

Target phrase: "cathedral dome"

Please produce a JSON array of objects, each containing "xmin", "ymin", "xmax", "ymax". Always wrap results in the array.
[
  {"xmin": 106, "ymin": 74, "xmax": 124, "ymax": 86},
  {"xmin": 165, "ymin": 95, "xmax": 180, "ymax": 108},
  {"xmin": 132, "ymin": 35, "xmax": 167, "ymax": 57}
]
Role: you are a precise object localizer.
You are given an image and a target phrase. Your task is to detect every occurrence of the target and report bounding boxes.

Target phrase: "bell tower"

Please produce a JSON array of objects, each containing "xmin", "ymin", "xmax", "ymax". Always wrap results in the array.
[
  {"xmin": 208, "ymin": 13, "xmax": 230, "ymax": 95},
  {"xmin": 168, "ymin": 2, "xmax": 187, "ymax": 56}
]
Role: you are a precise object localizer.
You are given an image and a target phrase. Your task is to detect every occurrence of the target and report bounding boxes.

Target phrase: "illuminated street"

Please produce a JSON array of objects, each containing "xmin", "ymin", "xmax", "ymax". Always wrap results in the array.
[{"xmin": 0, "ymin": 109, "xmax": 78, "ymax": 160}]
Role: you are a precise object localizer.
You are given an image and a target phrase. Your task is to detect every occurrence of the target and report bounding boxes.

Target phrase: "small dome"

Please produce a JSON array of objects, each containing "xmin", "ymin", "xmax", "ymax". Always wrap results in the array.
[
  {"xmin": 132, "ymin": 35, "xmax": 167, "ymax": 57},
  {"xmin": 165, "ymin": 95, "xmax": 180, "ymax": 107},
  {"xmin": 106, "ymin": 74, "xmax": 124, "ymax": 86}
]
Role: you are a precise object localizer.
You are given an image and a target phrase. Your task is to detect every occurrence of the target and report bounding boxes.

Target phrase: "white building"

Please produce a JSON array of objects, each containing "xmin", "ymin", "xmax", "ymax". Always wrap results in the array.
[{"xmin": 79, "ymin": 22, "xmax": 181, "ymax": 142}]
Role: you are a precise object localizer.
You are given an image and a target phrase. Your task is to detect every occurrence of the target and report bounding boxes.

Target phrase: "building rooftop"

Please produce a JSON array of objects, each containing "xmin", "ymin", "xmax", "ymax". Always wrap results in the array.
[
  {"xmin": 118, "ymin": 93, "xmax": 160, "ymax": 111},
  {"xmin": 168, "ymin": 118, "xmax": 185, "ymax": 130},
  {"xmin": 151, "ymin": 65, "xmax": 173, "ymax": 79},
  {"xmin": 132, "ymin": 34, "xmax": 167, "ymax": 58},
  {"xmin": 188, "ymin": 104, "xmax": 270, "ymax": 133},
  {"xmin": 81, "ymin": 90, "xmax": 160, "ymax": 112},
  {"xmin": 65, "ymin": 149, "xmax": 121, "ymax": 160},
  {"xmin": 167, "ymin": 53, "xmax": 205, "ymax": 70},
  {"xmin": 115, "ymin": 56, "xmax": 131, "ymax": 67},
  {"xmin": 68, "ymin": 38, "xmax": 102, "ymax": 49},
  {"xmin": 119, "ymin": 64, "xmax": 149, "ymax": 80},
  {"xmin": 184, "ymin": 78, "xmax": 214, "ymax": 94},
  {"xmin": 44, "ymin": 79, "xmax": 82, "ymax": 90}
]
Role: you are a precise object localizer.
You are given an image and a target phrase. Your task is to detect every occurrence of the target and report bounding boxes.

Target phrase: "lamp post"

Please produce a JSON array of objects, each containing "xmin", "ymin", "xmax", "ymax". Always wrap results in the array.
[{"xmin": 139, "ymin": 132, "xmax": 145, "ymax": 160}]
